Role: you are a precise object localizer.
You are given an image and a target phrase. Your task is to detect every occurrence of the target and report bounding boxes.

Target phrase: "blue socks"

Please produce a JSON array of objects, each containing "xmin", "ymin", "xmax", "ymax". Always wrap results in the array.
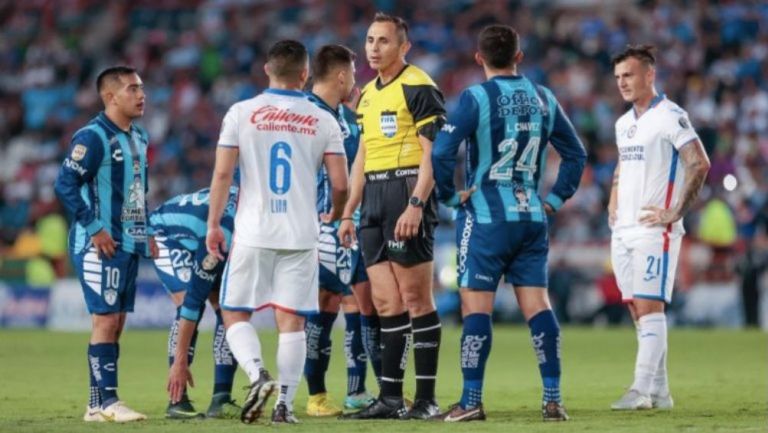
[
  {"xmin": 344, "ymin": 312, "xmax": 368, "ymax": 395},
  {"xmin": 528, "ymin": 309, "xmax": 562, "ymax": 404},
  {"xmin": 459, "ymin": 313, "xmax": 492, "ymax": 409},
  {"xmin": 88, "ymin": 343, "xmax": 119, "ymax": 408},
  {"xmin": 304, "ymin": 311, "xmax": 336, "ymax": 395},
  {"xmin": 360, "ymin": 314, "xmax": 382, "ymax": 383},
  {"xmin": 213, "ymin": 308, "xmax": 237, "ymax": 395},
  {"xmin": 87, "ymin": 347, "xmax": 101, "ymax": 408}
]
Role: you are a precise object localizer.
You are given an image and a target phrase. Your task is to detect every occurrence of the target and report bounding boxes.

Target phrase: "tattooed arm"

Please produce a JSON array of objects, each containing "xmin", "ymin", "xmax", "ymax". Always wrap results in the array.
[{"xmin": 639, "ymin": 139, "xmax": 710, "ymax": 226}]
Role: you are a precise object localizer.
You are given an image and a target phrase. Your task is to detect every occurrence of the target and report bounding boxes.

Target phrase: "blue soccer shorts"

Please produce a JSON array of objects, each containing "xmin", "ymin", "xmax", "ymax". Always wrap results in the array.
[
  {"xmin": 456, "ymin": 213, "xmax": 549, "ymax": 291},
  {"xmin": 318, "ymin": 223, "xmax": 368, "ymax": 296},
  {"xmin": 73, "ymin": 247, "xmax": 139, "ymax": 314}
]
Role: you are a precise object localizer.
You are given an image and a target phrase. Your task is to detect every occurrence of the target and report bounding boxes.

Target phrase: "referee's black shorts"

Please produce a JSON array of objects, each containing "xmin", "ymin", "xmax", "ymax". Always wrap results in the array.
[{"xmin": 359, "ymin": 166, "xmax": 438, "ymax": 267}]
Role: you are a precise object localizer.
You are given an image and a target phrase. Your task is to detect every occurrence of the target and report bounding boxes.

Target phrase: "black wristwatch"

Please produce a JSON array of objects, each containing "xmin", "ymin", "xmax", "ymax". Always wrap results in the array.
[{"xmin": 409, "ymin": 196, "xmax": 425, "ymax": 208}]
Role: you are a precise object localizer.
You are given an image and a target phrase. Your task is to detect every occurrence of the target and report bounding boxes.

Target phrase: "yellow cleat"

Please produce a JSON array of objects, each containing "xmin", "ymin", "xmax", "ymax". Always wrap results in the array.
[{"xmin": 306, "ymin": 393, "xmax": 342, "ymax": 417}]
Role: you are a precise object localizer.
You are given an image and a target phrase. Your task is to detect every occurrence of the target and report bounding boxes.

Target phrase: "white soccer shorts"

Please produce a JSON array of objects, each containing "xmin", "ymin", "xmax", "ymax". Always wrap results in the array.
[
  {"xmin": 220, "ymin": 242, "xmax": 319, "ymax": 315},
  {"xmin": 611, "ymin": 231, "xmax": 682, "ymax": 304}
]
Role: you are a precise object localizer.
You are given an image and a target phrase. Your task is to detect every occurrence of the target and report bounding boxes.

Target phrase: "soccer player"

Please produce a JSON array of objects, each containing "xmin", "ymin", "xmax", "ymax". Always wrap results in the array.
[
  {"xmin": 54, "ymin": 66, "xmax": 157, "ymax": 422},
  {"xmin": 608, "ymin": 45, "xmax": 710, "ymax": 410},
  {"xmin": 153, "ymin": 186, "xmax": 241, "ymax": 419},
  {"xmin": 304, "ymin": 44, "xmax": 381, "ymax": 416},
  {"xmin": 206, "ymin": 40, "xmax": 349, "ymax": 424},
  {"xmin": 431, "ymin": 25, "xmax": 586, "ymax": 422},
  {"xmin": 338, "ymin": 12, "xmax": 446, "ymax": 420}
]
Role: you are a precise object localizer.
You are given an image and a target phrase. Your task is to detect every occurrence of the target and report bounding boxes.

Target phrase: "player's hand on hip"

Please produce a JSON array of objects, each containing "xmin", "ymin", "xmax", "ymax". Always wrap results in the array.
[
  {"xmin": 639, "ymin": 205, "xmax": 680, "ymax": 226},
  {"xmin": 148, "ymin": 236, "xmax": 159, "ymax": 259},
  {"xmin": 206, "ymin": 225, "xmax": 227, "ymax": 261},
  {"xmin": 338, "ymin": 219, "xmax": 357, "ymax": 248},
  {"xmin": 395, "ymin": 206, "xmax": 422, "ymax": 241},
  {"xmin": 167, "ymin": 361, "xmax": 194, "ymax": 404},
  {"xmin": 92, "ymin": 229, "xmax": 117, "ymax": 259}
]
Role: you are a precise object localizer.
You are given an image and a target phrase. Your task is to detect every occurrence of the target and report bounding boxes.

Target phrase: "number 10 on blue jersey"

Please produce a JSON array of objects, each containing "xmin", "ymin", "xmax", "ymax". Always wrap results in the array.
[{"xmin": 269, "ymin": 141, "xmax": 291, "ymax": 213}]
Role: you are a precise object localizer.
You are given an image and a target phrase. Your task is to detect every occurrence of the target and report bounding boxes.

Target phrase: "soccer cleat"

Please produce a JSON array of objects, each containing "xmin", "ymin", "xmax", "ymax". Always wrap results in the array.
[
  {"xmin": 338, "ymin": 396, "xmax": 407, "ymax": 420},
  {"xmin": 431, "ymin": 403, "xmax": 486, "ymax": 422},
  {"xmin": 240, "ymin": 368, "xmax": 278, "ymax": 424},
  {"xmin": 542, "ymin": 401, "xmax": 569, "ymax": 421},
  {"xmin": 306, "ymin": 393, "xmax": 342, "ymax": 416},
  {"xmin": 611, "ymin": 389, "xmax": 653, "ymax": 410},
  {"xmin": 83, "ymin": 405, "xmax": 105, "ymax": 422},
  {"xmin": 344, "ymin": 392, "xmax": 376, "ymax": 410},
  {"xmin": 99, "ymin": 401, "xmax": 147, "ymax": 422},
  {"xmin": 206, "ymin": 393, "xmax": 241, "ymax": 419},
  {"xmin": 271, "ymin": 403, "xmax": 300, "ymax": 424},
  {"xmin": 400, "ymin": 398, "xmax": 440, "ymax": 420},
  {"xmin": 166, "ymin": 397, "xmax": 205, "ymax": 419},
  {"xmin": 651, "ymin": 393, "xmax": 674, "ymax": 409}
]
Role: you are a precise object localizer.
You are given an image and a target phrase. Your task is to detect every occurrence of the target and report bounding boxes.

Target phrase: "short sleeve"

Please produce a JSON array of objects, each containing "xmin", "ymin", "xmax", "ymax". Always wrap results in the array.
[
  {"xmin": 668, "ymin": 112, "xmax": 699, "ymax": 150},
  {"xmin": 218, "ymin": 106, "xmax": 240, "ymax": 148},
  {"xmin": 324, "ymin": 116, "xmax": 345, "ymax": 155},
  {"xmin": 403, "ymin": 84, "xmax": 446, "ymax": 129}
]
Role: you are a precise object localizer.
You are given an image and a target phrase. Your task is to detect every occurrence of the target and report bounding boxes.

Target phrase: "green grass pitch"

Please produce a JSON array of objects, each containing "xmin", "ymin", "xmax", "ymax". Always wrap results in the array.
[{"xmin": 0, "ymin": 326, "xmax": 765, "ymax": 432}]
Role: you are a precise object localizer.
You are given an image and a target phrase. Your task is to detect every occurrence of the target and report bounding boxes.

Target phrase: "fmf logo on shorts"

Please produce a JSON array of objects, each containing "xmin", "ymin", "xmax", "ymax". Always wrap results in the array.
[
  {"xmin": 387, "ymin": 240, "xmax": 405, "ymax": 252},
  {"xmin": 380, "ymin": 111, "xmax": 397, "ymax": 138}
]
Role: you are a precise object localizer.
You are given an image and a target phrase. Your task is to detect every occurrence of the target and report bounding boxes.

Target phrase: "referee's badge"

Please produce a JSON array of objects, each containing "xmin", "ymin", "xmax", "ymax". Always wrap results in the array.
[{"xmin": 380, "ymin": 111, "xmax": 398, "ymax": 138}]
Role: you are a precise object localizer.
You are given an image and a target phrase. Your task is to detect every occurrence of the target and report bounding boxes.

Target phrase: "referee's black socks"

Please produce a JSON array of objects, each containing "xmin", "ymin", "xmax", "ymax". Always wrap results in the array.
[
  {"xmin": 379, "ymin": 312, "xmax": 411, "ymax": 398},
  {"xmin": 412, "ymin": 310, "xmax": 441, "ymax": 401}
]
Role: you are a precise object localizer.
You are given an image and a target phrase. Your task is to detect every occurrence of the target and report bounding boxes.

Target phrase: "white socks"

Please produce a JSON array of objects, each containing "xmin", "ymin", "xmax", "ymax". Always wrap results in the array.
[
  {"xmin": 276, "ymin": 331, "xmax": 306, "ymax": 411},
  {"xmin": 631, "ymin": 312, "xmax": 667, "ymax": 395},
  {"xmin": 652, "ymin": 346, "xmax": 670, "ymax": 396},
  {"xmin": 226, "ymin": 321, "xmax": 264, "ymax": 384}
]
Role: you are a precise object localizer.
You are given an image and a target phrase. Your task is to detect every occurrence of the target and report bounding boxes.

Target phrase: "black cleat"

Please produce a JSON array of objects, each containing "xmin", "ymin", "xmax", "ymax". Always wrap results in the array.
[
  {"xmin": 206, "ymin": 393, "xmax": 241, "ymax": 419},
  {"xmin": 240, "ymin": 369, "xmax": 277, "ymax": 424},
  {"xmin": 542, "ymin": 401, "xmax": 569, "ymax": 421},
  {"xmin": 431, "ymin": 402, "xmax": 486, "ymax": 422},
  {"xmin": 339, "ymin": 396, "xmax": 407, "ymax": 420},
  {"xmin": 271, "ymin": 403, "xmax": 300, "ymax": 424},
  {"xmin": 400, "ymin": 398, "xmax": 440, "ymax": 420},
  {"xmin": 166, "ymin": 397, "xmax": 205, "ymax": 419}
]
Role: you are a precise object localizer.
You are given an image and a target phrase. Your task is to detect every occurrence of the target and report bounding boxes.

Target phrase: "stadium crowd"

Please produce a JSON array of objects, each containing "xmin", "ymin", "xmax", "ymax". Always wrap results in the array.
[{"xmin": 1, "ymin": 0, "xmax": 766, "ymax": 324}]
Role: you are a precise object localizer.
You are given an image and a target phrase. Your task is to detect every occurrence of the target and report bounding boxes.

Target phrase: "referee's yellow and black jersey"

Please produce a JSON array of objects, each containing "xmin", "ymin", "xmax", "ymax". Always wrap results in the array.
[{"xmin": 356, "ymin": 64, "xmax": 446, "ymax": 172}]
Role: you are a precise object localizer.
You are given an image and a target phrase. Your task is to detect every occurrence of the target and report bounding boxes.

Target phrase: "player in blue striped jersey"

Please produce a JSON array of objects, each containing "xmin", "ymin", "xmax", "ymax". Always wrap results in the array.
[
  {"xmin": 302, "ymin": 45, "xmax": 381, "ymax": 416},
  {"xmin": 153, "ymin": 186, "xmax": 240, "ymax": 419},
  {"xmin": 431, "ymin": 25, "xmax": 586, "ymax": 422},
  {"xmin": 54, "ymin": 66, "xmax": 157, "ymax": 423}
]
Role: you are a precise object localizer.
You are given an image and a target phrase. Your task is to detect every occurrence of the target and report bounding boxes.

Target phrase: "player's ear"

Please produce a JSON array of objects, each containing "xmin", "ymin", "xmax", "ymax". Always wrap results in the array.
[
  {"xmin": 514, "ymin": 50, "xmax": 524, "ymax": 65},
  {"xmin": 299, "ymin": 66, "xmax": 309, "ymax": 86},
  {"xmin": 400, "ymin": 39, "xmax": 411, "ymax": 58},
  {"xmin": 263, "ymin": 63, "xmax": 271, "ymax": 78},
  {"xmin": 474, "ymin": 52, "xmax": 484, "ymax": 66}
]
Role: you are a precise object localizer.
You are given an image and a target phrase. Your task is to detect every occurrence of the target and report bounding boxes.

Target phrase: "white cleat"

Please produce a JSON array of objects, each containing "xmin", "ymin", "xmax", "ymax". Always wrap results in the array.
[
  {"xmin": 99, "ymin": 401, "xmax": 148, "ymax": 422},
  {"xmin": 611, "ymin": 389, "xmax": 653, "ymax": 410},
  {"xmin": 83, "ymin": 406, "xmax": 105, "ymax": 422},
  {"xmin": 651, "ymin": 393, "xmax": 674, "ymax": 409}
]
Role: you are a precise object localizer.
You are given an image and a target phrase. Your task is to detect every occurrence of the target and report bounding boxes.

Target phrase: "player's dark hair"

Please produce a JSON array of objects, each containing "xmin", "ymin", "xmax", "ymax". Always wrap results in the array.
[
  {"xmin": 478, "ymin": 25, "xmax": 520, "ymax": 69},
  {"xmin": 266, "ymin": 40, "xmax": 309, "ymax": 80},
  {"xmin": 372, "ymin": 12, "xmax": 409, "ymax": 44},
  {"xmin": 312, "ymin": 44, "xmax": 356, "ymax": 81},
  {"xmin": 611, "ymin": 44, "xmax": 656, "ymax": 68},
  {"xmin": 96, "ymin": 66, "xmax": 137, "ymax": 93}
]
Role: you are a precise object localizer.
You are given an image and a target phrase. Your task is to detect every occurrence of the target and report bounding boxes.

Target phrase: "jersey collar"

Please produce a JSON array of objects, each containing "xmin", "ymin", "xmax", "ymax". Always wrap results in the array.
[
  {"xmin": 308, "ymin": 92, "xmax": 339, "ymax": 117},
  {"xmin": 264, "ymin": 88, "xmax": 306, "ymax": 98},
  {"xmin": 491, "ymin": 74, "xmax": 524, "ymax": 81},
  {"xmin": 375, "ymin": 64, "xmax": 410, "ymax": 91},
  {"xmin": 632, "ymin": 92, "xmax": 665, "ymax": 120},
  {"xmin": 97, "ymin": 111, "xmax": 135, "ymax": 135}
]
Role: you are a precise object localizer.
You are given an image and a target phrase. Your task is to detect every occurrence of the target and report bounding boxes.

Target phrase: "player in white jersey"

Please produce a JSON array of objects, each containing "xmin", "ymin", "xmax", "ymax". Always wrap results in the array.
[
  {"xmin": 608, "ymin": 45, "xmax": 710, "ymax": 411},
  {"xmin": 205, "ymin": 40, "xmax": 349, "ymax": 424}
]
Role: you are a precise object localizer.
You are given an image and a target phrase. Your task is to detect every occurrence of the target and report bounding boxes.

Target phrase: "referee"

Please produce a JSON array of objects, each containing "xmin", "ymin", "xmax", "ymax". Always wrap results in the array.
[{"xmin": 339, "ymin": 12, "xmax": 445, "ymax": 420}]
